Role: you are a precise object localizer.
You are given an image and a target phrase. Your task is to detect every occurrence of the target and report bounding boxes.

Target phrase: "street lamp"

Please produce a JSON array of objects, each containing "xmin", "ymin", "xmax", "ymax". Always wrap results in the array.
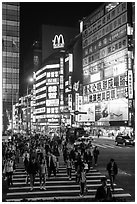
[{"xmin": 26, "ymin": 77, "xmax": 34, "ymax": 134}]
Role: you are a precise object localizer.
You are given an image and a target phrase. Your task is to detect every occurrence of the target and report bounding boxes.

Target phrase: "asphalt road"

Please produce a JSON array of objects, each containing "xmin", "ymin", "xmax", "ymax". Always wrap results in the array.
[{"xmin": 93, "ymin": 137, "xmax": 135, "ymax": 201}]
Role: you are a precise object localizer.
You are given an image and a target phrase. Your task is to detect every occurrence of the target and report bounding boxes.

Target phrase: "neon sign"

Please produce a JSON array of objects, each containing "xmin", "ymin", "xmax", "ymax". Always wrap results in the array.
[{"xmin": 52, "ymin": 34, "xmax": 65, "ymax": 49}]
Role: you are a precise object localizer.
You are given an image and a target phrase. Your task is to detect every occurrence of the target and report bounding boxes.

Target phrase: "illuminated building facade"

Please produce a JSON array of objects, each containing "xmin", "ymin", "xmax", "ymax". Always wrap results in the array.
[
  {"xmin": 33, "ymin": 26, "xmax": 79, "ymax": 133},
  {"xmin": 34, "ymin": 53, "xmax": 64, "ymax": 133},
  {"xmin": 2, "ymin": 2, "xmax": 20, "ymax": 132},
  {"xmin": 81, "ymin": 2, "xmax": 134, "ymax": 133}
]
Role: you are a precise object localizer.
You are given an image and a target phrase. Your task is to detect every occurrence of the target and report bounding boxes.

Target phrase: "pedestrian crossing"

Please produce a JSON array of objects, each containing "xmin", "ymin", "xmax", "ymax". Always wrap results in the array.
[
  {"xmin": 5, "ymin": 162, "xmax": 132, "ymax": 202},
  {"xmin": 92, "ymin": 142, "xmax": 133, "ymax": 149}
]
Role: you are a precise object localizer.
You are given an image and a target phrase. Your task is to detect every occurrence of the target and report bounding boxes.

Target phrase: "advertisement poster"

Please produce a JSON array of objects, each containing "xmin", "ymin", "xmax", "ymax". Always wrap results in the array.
[
  {"xmin": 95, "ymin": 98, "xmax": 128, "ymax": 122},
  {"xmin": 78, "ymin": 103, "xmax": 95, "ymax": 122}
]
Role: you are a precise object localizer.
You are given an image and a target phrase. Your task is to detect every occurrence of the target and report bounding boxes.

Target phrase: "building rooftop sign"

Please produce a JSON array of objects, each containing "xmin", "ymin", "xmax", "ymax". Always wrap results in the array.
[{"xmin": 52, "ymin": 34, "xmax": 65, "ymax": 49}]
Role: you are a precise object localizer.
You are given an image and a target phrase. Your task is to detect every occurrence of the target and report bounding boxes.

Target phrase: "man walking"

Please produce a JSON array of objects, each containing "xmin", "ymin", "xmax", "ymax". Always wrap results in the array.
[
  {"xmin": 106, "ymin": 158, "xmax": 118, "ymax": 191},
  {"xmin": 27, "ymin": 157, "xmax": 39, "ymax": 191},
  {"xmin": 46, "ymin": 151, "xmax": 57, "ymax": 178}
]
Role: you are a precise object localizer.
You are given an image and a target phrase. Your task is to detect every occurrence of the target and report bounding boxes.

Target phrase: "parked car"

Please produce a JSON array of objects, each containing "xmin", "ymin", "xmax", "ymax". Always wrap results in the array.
[{"xmin": 115, "ymin": 134, "xmax": 135, "ymax": 146}]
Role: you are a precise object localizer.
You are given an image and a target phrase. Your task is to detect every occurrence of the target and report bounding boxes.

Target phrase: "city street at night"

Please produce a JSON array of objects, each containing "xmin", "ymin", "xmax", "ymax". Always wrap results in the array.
[
  {"xmin": 2, "ymin": 2, "xmax": 135, "ymax": 202},
  {"xmin": 91, "ymin": 137, "xmax": 135, "ymax": 201}
]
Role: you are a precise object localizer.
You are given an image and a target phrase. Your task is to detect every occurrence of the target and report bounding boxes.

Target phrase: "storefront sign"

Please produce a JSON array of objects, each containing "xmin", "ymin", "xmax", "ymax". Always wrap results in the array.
[
  {"xmin": 47, "ymin": 85, "xmax": 58, "ymax": 99},
  {"xmin": 46, "ymin": 99, "xmax": 59, "ymax": 106},
  {"xmin": 128, "ymin": 70, "xmax": 133, "ymax": 99},
  {"xmin": 52, "ymin": 34, "xmax": 65, "ymax": 49},
  {"xmin": 83, "ymin": 36, "xmax": 127, "ymax": 67},
  {"xmin": 82, "ymin": 12, "xmax": 127, "ymax": 50},
  {"xmin": 83, "ymin": 2, "xmax": 127, "ymax": 40}
]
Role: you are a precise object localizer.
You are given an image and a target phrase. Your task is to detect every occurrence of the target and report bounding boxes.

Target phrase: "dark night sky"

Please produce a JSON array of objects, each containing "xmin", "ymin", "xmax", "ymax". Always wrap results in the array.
[{"xmin": 19, "ymin": 2, "xmax": 103, "ymax": 96}]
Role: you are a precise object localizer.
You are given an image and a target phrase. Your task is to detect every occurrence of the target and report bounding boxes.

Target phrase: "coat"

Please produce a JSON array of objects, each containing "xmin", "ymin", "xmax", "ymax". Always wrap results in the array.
[
  {"xmin": 95, "ymin": 185, "xmax": 112, "ymax": 201},
  {"xmin": 46, "ymin": 154, "xmax": 57, "ymax": 168},
  {"xmin": 27, "ymin": 161, "xmax": 39, "ymax": 175},
  {"xmin": 4, "ymin": 160, "xmax": 14, "ymax": 173},
  {"xmin": 107, "ymin": 161, "xmax": 118, "ymax": 176}
]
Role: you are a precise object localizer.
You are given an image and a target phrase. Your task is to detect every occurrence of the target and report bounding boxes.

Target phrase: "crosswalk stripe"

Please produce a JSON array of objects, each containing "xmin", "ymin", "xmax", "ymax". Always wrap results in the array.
[
  {"xmin": 5, "ymin": 153, "xmax": 133, "ymax": 202},
  {"xmin": 92, "ymin": 143, "xmax": 107, "ymax": 148},
  {"xmin": 12, "ymin": 174, "xmax": 105, "ymax": 182},
  {"xmin": 101, "ymin": 144, "xmax": 114, "ymax": 148},
  {"xmin": 13, "ymin": 171, "xmax": 100, "ymax": 177},
  {"xmin": 7, "ymin": 188, "xmax": 125, "ymax": 196},
  {"xmin": 9, "ymin": 184, "xmax": 118, "ymax": 190},
  {"xmin": 11, "ymin": 179, "xmax": 109, "ymax": 185},
  {"xmin": 6, "ymin": 193, "xmax": 131, "ymax": 202}
]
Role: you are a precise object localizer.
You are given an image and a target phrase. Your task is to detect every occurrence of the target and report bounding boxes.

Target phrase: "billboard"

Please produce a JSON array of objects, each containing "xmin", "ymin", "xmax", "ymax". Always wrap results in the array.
[
  {"xmin": 95, "ymin": 98, "xmax": 128, "ymax": 121},
  {"xmin": 78, "ymin": 103, "xmax": 95, "ymax": 122}
]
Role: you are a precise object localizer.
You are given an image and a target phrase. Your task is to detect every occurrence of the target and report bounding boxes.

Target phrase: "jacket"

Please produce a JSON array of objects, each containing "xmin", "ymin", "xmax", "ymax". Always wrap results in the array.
[
  {"xmin": 27, "ymin": 161, "xmax": 39, "ymax": 174},
  {"xmin": 107, "ymin": 161, "xmax": 118, "ymax": 175},
  {"xmin": 95, "ymin": 185, "xmax": 112, "ymax": 201}
]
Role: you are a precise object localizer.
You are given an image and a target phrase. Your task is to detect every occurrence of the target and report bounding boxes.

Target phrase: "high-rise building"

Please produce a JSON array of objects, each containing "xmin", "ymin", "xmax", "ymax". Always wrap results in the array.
[
  {"xmin": 2, "ymin": 2, "xmax": 20, "ymax": 132},
  {"xmin": 81, "ymin": 2, "xmax": 134, "ymax": 135}
]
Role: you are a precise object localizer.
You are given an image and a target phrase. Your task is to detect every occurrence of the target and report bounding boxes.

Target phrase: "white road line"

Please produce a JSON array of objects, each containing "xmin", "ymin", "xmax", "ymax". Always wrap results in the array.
[
  {"xmin": 113, "ymin": 193, "xmax": 131, "ymax": 197},
  {"xmin": 92, "ymin": 143, "xmax": 107, "ymax": 148},
  {"xmin": 101, "ymin": 144, "xmax": 114, "ymax": 148},
  {"xmin": 6, "ymin": 193, "xmax": 132, "ymax": 202},
  {"xmin": 13, "ymin": 170, "xmax": 98, "ymax": 177},
  {"xmin": 9, "ymin": 183, "xmax": 117, "ymax": 190},
  {"xmin": 13, "ymin": 174, "xmax": 104, "ymax": 181},
  {"xmin": 12, "ymin": 178, "xmax": 108, "ymax": 185},
  {"xmin": 7, "ymin": 188, "xmax": 124, "ymax": 196}
]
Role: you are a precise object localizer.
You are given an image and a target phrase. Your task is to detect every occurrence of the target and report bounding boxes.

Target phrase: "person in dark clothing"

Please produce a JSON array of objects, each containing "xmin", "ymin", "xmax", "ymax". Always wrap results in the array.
[
  {"xmin": 93, "ymin": 146, "xmax": 99, "ymax": 166},
  {"xmin": 27, "ymin": 157, "xmax": 39, "ymax": 191},
  {"xmin": 106, "ymin": 158, "xmax": 118, "ymax": 191},
  {"xmin": 95, "ymin": 177, "xmax": 112, "ymax": 202},
  {"xmin": 46, "ymin": 151, "xmax": 57, "ymax": 178}
]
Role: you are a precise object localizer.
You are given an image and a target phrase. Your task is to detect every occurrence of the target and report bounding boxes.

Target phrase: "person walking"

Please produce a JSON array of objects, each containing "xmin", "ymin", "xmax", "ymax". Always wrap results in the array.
[
  {"xmin": 93, "ymin": 146, "xmax": 99, "ymax": 166},
  {"xmin": 27, "ymin": 157, "xmax": 39, "ymax": 191},
  {"xmin": 46, "ymin": 151, "xmax": 57, "ymax": 178},
  {"xmin": 106, "ymin": 158, "xmax": 118, "ymax": 191},
  {"xmin": 95, "ymin": 177, "xmax": 112, "ymax": 201},
  {"xmin": 3, "ymin": 157, "xmax": 14, "ymax": 186},
  {"xmin": 53, "ymin": 142, "xmax": 60, "ymax": 172},
  {"xmin": 66, "ymin": 156, "xmax": 72, "ymax": 180},
  {"xmin": 39, "ymin": 158, "xmax": 48, "ymax": 190},
  {"xmin": 79, "ymin": 165, "xmax": 87, "ymax": 197},
  {"xmin": 22, "ymin": 150, "xmax": 30, "ymax": 183}
]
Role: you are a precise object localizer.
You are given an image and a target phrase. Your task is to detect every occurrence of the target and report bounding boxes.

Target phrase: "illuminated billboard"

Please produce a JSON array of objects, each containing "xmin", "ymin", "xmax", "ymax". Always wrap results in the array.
[
  {"xmin": 47, "ymin": 85, "xmax": 58, "ymax": 99},
  {"xmin": 78, "ymin": 103, "xmax": 95, "ymax": 122},
  {"xmin": 95, "ymin": 98, "xmax": 128, "ymax": 122}
]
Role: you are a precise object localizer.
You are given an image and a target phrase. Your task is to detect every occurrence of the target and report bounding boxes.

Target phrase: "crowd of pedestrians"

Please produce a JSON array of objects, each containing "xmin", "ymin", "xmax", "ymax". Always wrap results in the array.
[
  {"xmin": 62, "ymin": 139, "xmax": 100, "ymax": 197},
  {"xmin": 2, "ymin": 131, "xmax": 118, "ymax": 200}
]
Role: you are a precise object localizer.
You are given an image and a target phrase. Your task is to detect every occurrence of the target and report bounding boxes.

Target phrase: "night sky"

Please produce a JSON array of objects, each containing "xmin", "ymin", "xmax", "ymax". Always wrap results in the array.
[{"xmin": 19, "ymin": 2, "xmax": 103, "ymax": 96}]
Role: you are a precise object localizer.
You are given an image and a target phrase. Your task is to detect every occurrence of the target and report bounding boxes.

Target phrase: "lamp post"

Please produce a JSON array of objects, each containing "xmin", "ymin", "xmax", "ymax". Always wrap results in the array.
[{"xmin": 26, "ymin": 77, "xmax": 33, "ymax": 134}]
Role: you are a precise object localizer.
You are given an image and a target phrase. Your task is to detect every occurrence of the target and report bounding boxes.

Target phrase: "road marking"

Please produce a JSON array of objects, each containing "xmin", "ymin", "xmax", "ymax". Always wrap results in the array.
[
  {"xmin": 119, "ymin": 169, "xmax": 132, "ymax": 176},
  {"xmin": 12, "ymin": 179, "xmax": 103, "ymax": 185},
  {"xmin": 101, "ymin": 144, "xmax": 114, "ymax": 148},
  {"xmin": 6, "ymin": 192, "xmax": 131, "ymax": 202},
  {"xmin": 9, "ymin": 183, "xmax": 117, "ymax": 191},
  {"xmin": 113, "ymin": 193, "xmax": 131, "ymax": 197},
  {"xmin": 92, "ymin": 143, "xmax": 107, "ymax": 148},
  {"xmin": 7, "ymin": 188, "xmax": 124, "ymax": 196}
]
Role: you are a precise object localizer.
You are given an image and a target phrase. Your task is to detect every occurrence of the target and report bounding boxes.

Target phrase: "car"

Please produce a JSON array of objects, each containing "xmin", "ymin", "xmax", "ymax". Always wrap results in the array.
[
  {"xmin": 74, "ymin": 136, "xmax": 90, "ymax": 148},
  {"xmin": 115, "ymin": 135, "xmax": 135, "ymax": 146}
]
